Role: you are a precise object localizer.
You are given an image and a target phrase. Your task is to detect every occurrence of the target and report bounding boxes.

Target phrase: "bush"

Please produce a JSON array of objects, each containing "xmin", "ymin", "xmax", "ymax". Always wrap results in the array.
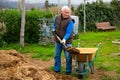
[
  {"xmin": 3, "ymin": 9, "xmax": 21, "ymax": 43},
  {"xmin": 2, "ymin": 9, "xmax": 55, "ymax": 43},
  {"xmin": 75, "ymin": 1, "xmax": 117, "ymax": 31},
  {"xmin": 0, "ymin": 36, "xmax": 4, "ymax": 47},
  {"xmin": 110, "ymin": 0, "xmax": 120, "ymax": 29}
]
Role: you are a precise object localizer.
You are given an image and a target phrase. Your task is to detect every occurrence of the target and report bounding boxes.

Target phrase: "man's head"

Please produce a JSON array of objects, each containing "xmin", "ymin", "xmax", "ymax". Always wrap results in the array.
[{"xmin": 61, "ymin": 6, "xmax": 70, "ymax": 18}]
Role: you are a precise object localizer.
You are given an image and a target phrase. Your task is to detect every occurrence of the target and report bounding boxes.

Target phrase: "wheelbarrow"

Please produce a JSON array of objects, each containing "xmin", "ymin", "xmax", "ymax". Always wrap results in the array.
[{"xmin": 70, "ymin": 43, "xmax": 101, "ymax": 79}]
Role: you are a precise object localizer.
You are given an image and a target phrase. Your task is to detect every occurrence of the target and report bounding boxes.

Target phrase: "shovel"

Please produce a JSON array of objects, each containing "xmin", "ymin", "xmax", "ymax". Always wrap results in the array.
[{"xmin": 52, "ymin": 31, "xmax": 79, "ymax": 54}]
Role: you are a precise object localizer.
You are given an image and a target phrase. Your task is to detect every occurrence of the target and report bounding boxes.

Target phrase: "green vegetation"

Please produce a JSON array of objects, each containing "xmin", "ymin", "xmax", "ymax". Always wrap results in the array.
[
  {"xmin": 76, "ymin": 0, "xmax": 120, "ymax": 31},
  {"xmin": 1, "ymin": 9, "xmax": 55, "ymax": 44},
  {"xmin": 0, "ymin": 43, "xmax": 55, "ymax": 61},
  {"xmin": 1, "ymin": 30, "xmax": 120, "ymax": 79},
  {"xmin": 1, "ymin": 1, "xmax": 120, "ymax": 79}
]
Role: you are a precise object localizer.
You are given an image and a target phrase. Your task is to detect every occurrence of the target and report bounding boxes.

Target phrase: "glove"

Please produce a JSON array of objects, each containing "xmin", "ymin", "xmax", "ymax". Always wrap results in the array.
[
  {"xmin": 61, "ymin": 39, "xmax": 66, "ymax": 44},
  {"xmin": 52, "ymin": 29, "xmax": 55, "ymax": 31}
]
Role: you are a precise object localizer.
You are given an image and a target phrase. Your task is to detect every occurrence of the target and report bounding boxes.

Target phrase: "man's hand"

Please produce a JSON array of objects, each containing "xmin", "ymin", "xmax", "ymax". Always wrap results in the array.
[{"xmin": 61, "ymin": 39, "xmax": 66, "ymax": 44}]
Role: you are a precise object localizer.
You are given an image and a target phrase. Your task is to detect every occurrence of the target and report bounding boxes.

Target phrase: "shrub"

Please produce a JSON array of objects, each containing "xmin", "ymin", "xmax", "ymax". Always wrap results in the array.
[
  {"xmin": 2, "ymin": 9, "xmax": 55, "ymax": 43},
  {"xmin": 3, "ymin": 9, "xmax": 21, "ymax": 43},
  {"xmin": 75, "ymin": 1, "xmax": 117, "ymax": 31},
  {"xmin": 0, "ymin": 36, "xmax": 4, "ymax": 47}
]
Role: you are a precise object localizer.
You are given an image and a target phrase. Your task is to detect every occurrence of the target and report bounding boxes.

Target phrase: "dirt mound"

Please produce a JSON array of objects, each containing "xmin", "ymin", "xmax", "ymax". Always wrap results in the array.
[{"xmin": 0, "ymin": 50, "xmax": 56, "ymax": 80}]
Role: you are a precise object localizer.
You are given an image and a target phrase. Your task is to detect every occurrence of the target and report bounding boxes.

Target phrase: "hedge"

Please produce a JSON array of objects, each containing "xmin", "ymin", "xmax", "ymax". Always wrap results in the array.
[
  {"xmin": 75, "ymin": 0, "xmax": 120, "ymax": 31},
  {"xmin": 2, "ymin": 9, "xmax": 55, "ymax": 43}
]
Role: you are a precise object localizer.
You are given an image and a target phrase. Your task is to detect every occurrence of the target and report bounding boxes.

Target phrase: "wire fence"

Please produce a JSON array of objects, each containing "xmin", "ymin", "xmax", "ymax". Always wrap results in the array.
[
  {"xmin": 38, "ymin": 18, "xmax": 54, "ymax": 45},
  {"xmin": 38, "ymin": 16, "xmax": 79, "ymax": 45}
]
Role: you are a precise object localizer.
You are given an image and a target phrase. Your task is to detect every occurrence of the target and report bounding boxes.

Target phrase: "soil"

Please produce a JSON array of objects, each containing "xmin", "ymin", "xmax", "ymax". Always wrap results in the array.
[{"xmin": 0, "ymin": 50, "xmax": 119, "ymax": 80}]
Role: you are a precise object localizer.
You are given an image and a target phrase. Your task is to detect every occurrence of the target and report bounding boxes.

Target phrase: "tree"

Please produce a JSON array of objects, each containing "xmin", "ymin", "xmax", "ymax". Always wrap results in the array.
[
  {"xmin": 20, "ymin": 0, "xmax": 26, "ymax": 48},
  {"xmin": 110, "ymin": 0, "xmax": 120, "ymax": 28},
  {"xmin": 71, "ymin": 5, "xmax": 75, "ymax": 15},
  {"xmin": 45, "ymin": 0, "xmax": 49, "ymax": 10},
  {"xmin": 76, "ymin": 1, "xmax": 114, "ymax": 31},
  {"xmin": 18, "ymin": 0, "xmax": 22, "ymax": 10}
]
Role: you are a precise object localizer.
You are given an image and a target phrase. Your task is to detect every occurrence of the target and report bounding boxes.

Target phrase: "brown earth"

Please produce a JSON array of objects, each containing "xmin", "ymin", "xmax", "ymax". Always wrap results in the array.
[
  {"xmin": 0, "ymin": 50, "xmax": 119, "ymax": 80},
  {"xmin": 0, "ymin": 50, "xmax": 79, "ymax": 80}
]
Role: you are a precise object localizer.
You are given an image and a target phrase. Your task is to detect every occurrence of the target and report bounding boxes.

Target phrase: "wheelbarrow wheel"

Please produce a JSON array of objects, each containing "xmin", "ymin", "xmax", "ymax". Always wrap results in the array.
[
  {"xmin": 78, "ymin": 62, "xmax": 85, "ymax": 79},
  {"xmin": 78, "ymin": 74, "xmax": 84, "ymax": 79}
]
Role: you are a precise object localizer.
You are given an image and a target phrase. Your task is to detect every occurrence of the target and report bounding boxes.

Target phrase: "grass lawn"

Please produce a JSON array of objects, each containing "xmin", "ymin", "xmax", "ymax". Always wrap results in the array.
[{"xmin": 1, "ymin": 30, "xmax": 120, "ymax": 79}]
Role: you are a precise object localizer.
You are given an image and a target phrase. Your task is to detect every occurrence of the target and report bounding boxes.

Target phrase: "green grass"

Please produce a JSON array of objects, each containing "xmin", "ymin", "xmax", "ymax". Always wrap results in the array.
[
  {"xmin": 101, "ymin": 75, "xmax": 120, "ymax": 80},
  {"xmin": 1, "ymin": 30, "xmax": 120, "ymax": 78},
  {"xmin": 0, "ymin": 43, "xmax": 55, "ymax": 60},
  {"xmin": 73, "ymin": 31, "xmax": 120, "ymax": 73}
]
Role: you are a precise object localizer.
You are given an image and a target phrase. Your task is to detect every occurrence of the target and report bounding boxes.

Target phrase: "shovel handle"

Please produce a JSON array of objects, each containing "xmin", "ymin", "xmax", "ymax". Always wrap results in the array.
[
  {"xmin": 56, "ymin": 36, "xmax": 67, "ymax": 48},
  {"xmin": 52, "ymin": 31, "xmax": 67, "ymax": 48}
]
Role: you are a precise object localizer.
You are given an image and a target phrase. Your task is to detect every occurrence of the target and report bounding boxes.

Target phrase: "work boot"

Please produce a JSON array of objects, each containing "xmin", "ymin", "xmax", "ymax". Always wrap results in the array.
[
  {"xmin": 54, "ymin": 71, "xmax": 60, "ymax": 73},
  {"xmin": 66, "ymin": 72, "xmax": 71, "ymax": 75}
]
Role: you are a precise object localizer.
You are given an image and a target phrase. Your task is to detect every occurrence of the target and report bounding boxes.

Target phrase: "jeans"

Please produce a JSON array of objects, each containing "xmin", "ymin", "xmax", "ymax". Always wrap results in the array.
[{"xmin": 54, "ymin": 42, "xmax": 72, "ymax": 73}]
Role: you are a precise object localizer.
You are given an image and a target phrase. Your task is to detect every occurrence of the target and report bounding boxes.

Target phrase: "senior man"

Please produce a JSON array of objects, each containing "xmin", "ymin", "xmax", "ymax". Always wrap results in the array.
[{"xmin": 52, "ymin": 5, "xmax": 74, "ymax": 75}]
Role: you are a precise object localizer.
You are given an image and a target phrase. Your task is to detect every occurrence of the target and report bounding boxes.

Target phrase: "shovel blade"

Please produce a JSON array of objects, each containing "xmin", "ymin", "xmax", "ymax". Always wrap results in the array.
[{"xmin": 65, "ymin": 47, "xmax": 80, "ymax": 54}]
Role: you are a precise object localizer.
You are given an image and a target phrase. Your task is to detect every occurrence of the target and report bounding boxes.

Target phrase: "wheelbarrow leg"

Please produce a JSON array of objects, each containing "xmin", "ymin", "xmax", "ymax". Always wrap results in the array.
[
  {"xmin": 78, "ymin": 62, "xmax": 84, "ymax": 79},
  {"xmin": 90, "ymin": 61, "xmax": 94, "ymax": 74},
  {"xmin": 73, "ymin": 55, "xmax": 78, "ymax": 74}
]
